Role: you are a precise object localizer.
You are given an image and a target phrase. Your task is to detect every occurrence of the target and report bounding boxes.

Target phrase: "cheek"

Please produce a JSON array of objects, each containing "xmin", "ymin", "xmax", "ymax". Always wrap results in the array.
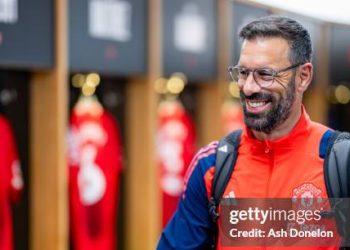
[{"xmin": 270, "ymin": 88, "xmax": 286, "ymax": 104}]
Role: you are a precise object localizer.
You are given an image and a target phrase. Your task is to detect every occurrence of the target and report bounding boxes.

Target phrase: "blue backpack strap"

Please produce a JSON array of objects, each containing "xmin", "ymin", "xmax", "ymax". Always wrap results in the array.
[{"xmin": 319, "ymin": 129, "xmax": 336, "ymax": 159}]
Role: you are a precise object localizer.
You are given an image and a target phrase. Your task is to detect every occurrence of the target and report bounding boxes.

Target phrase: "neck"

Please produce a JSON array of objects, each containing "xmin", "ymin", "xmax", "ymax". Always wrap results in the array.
[{"xmin": 251, "ymin": 106, "xmax": 302, "ymax": 141}]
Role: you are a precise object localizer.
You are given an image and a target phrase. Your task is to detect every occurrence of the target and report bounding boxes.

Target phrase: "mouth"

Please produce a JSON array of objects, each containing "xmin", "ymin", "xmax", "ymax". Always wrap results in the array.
[{"xmin": 245, "ymin": 99, "xmax": 272, "ymax": 113}]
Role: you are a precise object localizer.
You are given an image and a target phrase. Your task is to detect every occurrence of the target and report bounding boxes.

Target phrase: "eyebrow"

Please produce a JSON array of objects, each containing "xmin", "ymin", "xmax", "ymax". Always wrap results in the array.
[{"xmin": 237, "ymin": 65, "xmax": 276, "ymax": 71}]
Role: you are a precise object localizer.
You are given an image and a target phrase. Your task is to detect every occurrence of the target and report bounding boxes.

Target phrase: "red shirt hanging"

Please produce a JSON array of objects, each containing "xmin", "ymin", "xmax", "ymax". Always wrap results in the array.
[
  {"xmin": 68, "ymin": 99, "xmax": 122, "ymax": 250},
  {"xmin": 156, "ymin": 99, "xmax": 197, "ymax": 227},
  {"xmin": 0, "ymin": 115, "xmax": 23, "ymax": 250}
]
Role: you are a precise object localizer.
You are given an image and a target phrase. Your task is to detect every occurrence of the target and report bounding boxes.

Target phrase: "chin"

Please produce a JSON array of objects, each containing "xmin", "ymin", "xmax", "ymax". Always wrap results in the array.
[{"xmin": 244, "ymin": 118, "xmax": 273, "ymax": 134}]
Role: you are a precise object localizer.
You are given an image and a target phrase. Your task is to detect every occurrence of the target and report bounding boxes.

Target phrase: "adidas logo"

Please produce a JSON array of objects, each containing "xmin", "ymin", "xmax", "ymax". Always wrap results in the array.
[
  {"xmin": 218, "ymin": 145, "xmax": 228, "ymax": 153},
  {"xmin": 224, "ymin": 191, "xmax": 235, "ymax": 199}
]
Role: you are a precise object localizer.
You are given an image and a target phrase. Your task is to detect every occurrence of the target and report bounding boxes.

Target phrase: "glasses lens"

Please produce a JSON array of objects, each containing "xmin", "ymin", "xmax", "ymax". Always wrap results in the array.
[
  {"xmin": 228, "ymin": 67, "xmax": 239, "ymax": 82},
  {"xmin": 229, "ymin": 67, "xmax": 250, "ymax": 84},
  {"xmin": 254, "ymin": 69, "xmax": 274, "ymax": 87}
]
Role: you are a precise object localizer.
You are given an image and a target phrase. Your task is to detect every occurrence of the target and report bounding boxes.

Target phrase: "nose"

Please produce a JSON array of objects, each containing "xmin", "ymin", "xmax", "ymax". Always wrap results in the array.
[{"xmin": 241, "ymin": 72, "xmax": 262, "ymax": 96}]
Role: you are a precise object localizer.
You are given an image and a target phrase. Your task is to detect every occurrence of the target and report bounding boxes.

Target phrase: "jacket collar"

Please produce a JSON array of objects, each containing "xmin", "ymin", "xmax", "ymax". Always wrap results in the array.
[{"xmin": 241, "ymin": 106, "xmax": 311, "ymax": 152}]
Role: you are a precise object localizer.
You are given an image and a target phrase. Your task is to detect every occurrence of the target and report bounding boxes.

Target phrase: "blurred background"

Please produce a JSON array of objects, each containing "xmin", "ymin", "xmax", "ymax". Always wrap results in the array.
[{"xmin": 0, "ymin": 0, "xmax": 349, "ymax": 249}]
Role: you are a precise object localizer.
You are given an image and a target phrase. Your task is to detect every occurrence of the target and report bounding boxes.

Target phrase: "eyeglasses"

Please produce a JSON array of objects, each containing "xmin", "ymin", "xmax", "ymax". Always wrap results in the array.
[{"xmin": 228, "ymin": 63, "xmax": 303, "ymax": 88}]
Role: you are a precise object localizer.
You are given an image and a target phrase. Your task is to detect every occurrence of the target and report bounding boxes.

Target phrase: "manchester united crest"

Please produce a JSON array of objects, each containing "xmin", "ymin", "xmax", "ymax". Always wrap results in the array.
[{"xmin": 292, "ymin": 183, "xmax": 323, "ymax": 209}]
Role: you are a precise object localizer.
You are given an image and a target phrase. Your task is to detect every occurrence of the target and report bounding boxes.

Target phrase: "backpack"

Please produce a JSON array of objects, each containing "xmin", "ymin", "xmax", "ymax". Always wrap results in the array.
[{"xmin": 208, "ymin": 129, "xmax": 350, "ymax": 249}]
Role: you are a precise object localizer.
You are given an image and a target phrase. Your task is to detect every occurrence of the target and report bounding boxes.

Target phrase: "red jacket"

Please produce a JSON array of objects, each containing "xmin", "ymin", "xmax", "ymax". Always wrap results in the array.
[{"xmin": 158, "ymin": 108, "xmax": 340, "ymax": 250}]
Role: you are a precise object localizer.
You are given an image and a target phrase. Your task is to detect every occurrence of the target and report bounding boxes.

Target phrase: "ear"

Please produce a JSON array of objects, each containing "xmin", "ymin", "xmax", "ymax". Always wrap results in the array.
[{"xmin": 297, "ymin": 63, "xmax": 313, "ymax": 93}]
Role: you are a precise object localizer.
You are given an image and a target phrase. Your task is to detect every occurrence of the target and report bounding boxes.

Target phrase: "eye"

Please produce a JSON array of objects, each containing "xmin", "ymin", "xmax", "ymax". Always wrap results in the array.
[
  {"xmin": 238, "ymin": 68, "xmax": 249, "ymax": 77},
  {"xmin": 256, "ymin": 69, "xmax": 274, "ymax": 81}
]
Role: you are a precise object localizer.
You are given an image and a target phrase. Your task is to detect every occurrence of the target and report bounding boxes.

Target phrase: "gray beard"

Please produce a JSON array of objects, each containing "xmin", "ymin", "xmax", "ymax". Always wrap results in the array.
[{"xmin": 240, "ymin": 76, "xmax": 296, "ymax": 134}]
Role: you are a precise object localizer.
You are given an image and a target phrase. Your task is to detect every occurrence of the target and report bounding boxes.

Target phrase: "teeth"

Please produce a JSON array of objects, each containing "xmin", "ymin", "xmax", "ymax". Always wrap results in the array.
[{"xmin": 248, "ymin": 101, "xmax": 266, "ymax": 108}]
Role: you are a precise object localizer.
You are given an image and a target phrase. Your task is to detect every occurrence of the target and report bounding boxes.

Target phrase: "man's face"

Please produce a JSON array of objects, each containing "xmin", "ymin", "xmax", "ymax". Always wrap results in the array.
[{"xmin": 238, "ymin": 37, "xmax": 298, "ymax": 133}]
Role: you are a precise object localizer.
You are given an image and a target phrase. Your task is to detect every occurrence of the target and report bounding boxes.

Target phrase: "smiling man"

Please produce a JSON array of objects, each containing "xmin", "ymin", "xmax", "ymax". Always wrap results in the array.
[
  {"xmin": 157, "ymin": 16, "xmax": 342, "ymax": 250},
  {"xmin": 233, "ymin": 33, "xmax": 309, "ymax": 140}
]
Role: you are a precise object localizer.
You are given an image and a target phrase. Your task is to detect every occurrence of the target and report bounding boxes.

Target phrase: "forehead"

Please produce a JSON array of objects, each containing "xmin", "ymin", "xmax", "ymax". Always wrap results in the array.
[{"xmin": 238, "ymin": 37, "xmax": 290, "ymax": 68}]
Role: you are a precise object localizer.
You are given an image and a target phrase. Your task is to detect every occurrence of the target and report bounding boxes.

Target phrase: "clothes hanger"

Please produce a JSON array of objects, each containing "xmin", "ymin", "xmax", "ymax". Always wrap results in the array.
[
  {"xmin": 72, "ymin": 73, "xmax": 104, "ymax": 117},
  {"xmin": 74, "ymin": 94, "xmax": 104, "ymax": 117}
]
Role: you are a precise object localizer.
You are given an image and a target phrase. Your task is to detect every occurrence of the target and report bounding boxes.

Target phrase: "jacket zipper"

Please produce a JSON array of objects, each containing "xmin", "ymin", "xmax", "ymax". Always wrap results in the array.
[
  {"xmin": 264, "ymin": 146, "xmax": 274, "ymax": 250},
  {"xmin": 265, "ymin": 146, "xmax": 274, "ymax": 196}
]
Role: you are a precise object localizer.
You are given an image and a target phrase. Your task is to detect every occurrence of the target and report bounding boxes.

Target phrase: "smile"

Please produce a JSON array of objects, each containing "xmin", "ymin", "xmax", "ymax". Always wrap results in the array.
[{"xmin": 246, "ymin": 100, "xmax": 272, "ymax": 113}]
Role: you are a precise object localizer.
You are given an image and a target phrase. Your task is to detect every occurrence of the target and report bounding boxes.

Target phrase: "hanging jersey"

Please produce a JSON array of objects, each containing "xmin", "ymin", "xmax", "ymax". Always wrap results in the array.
[
  {"xmin": 68, "ymin": 109, "xmax": 123, "ymax": 250},
  {"xmin": 0, "ymin": 115, "xmax": 23, "ymax": 250},
  {"xmin": 156, "ymin": 99, "xmax": 197, "ymax": 227}
]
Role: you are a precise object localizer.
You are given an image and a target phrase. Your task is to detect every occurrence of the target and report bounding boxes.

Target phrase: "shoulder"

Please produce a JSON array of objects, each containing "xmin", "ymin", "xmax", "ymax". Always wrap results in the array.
[
  {"xmin": 309, "ymin": 120, "xmax": 332, "ymax": 149},
  {"xmin": 192, "ymin": 141, "xmax": 218, "ymax": 167},
  {"xmin": 158, "ymin": 143, "xmax": 219, "ymax": 249},
  {"xmin": 182, "ymin": 141, "xmax": 218, "ymax": 199},
  {"xmin": 308, "ymin": 121, "xmax": 341, "ymax": 159},
  {"xmin": 184, "ymin": 141, "xmax": 218, "ymax": 182},
  {"xmin": 309, "ymin": 120, "xmax": 330, "ymax": 135},
  {"xmin": 312, "ymin": 127, "xmax": 350, "ymax": 161}
]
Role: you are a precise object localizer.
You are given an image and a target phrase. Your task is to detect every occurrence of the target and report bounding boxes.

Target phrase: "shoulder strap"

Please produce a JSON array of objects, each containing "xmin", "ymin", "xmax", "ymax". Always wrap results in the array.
[
  {"xmin": 208, "ymin": 129, "xmax": 242, "ymax": 250},
  {"xmin": 208, "ymin": 129, "xmax": 242, "ymax": 222},
  {"xmin": 323, "ymin": 130, "xmax": 350, "ymax": 248},
  {"xmin": 324, "ymin": 131, "xmax": 350, "ymax": 198}
]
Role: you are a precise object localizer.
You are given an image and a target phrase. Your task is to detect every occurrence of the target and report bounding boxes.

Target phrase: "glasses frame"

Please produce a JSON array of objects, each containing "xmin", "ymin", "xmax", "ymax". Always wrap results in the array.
[{"xmin": 228, "ymin": 62, "xmax": 303, "ymax": 88}]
